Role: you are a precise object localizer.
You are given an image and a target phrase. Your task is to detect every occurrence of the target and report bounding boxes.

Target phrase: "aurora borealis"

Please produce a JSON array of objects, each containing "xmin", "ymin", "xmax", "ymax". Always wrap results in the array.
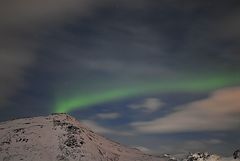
[
  {"xmin": 54, "ymin": 72, "xmax": 240, "ymax": 113},
  {"xmin": 1, "ymin": 0, "xmax": 240, "ymax": 156}
]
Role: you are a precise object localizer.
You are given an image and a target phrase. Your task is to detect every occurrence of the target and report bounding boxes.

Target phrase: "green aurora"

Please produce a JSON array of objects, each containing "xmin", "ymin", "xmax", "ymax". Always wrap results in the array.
[{"xmin": 54, "ymin": 72, "xmax": 240, "ymax": 113}]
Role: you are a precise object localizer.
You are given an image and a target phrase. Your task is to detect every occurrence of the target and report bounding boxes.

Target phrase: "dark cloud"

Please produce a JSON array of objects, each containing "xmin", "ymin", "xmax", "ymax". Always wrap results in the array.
[
  {"xmin": 0, "ymin": 0, "xmax": 101, "ymax": 28},
  {"xmin": 0, "ymin": 0, "xmax": 103, "ymax": 107},
  {"xmin": 0, "ymin": 0, "xmax": 239, "ymax": 115},
  {"xmin": 0, "ymin": 29, "xmax": 37, "ymax": 106},
  {"xmin": 1, "ymin": 0, "xmax": 240, "ymax": 106}
]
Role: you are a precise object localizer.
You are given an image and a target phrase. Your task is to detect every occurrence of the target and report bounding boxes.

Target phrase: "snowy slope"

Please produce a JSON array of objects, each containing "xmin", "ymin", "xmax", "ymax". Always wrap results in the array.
[{"xmin": 0, "ymin": 114, "xmax": 166, "ymax": 161}]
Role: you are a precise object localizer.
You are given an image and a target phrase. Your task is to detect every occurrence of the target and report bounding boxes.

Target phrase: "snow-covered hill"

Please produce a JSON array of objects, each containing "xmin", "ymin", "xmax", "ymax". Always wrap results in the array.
[
  {"xmin": 0, "ymin": 114, "xmax": 165, "ymax": 161},
  {"xmin": 162, "ymin": 152, "xmax": 239, "ymax": 161}
]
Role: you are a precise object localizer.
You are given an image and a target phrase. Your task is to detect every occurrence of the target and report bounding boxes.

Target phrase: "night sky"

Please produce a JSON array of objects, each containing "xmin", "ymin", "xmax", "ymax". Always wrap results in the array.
[{"xmin": 0, "ymin": 0, "xmax": 240, "ymax": 156}]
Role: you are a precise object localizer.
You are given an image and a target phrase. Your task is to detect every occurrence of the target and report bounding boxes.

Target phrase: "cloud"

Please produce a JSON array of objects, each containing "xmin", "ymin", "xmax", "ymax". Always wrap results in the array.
[
  {"xmin": 208, "ymin": 139, "xmax": 223, "ymax": 144},
  {"xmin": 0, "ymin": 0, "xmax": 168, "ymax": 108},
  {"xmin": 132, "ymin": 146, "xmax": 152, "ymax": 153},
  {"xmin": 81, "ymin": 120, "xmax": 133, "ymax": 136},
  {"xmin": 81, "ymin": 120, "xmax": 114, "ymax": 134},
  {"xmin": 96, "ymin": 112, "xmax": 120, "ymax": 120},
  {"xmin": 80, "ymin": 58, "xmax": 172, "ymax": 78},
  {"xmin": 1, "ymin": 0, "xmax": 240, "ymax": 112},
  {"xmin": 131, "ymin": 87, "xmax": 240, "ymax": 133},
  {"xmin": 0, "ymin": 34, "xmax": 37, "ymax": 107},
  {"xmin": 151, "ymin": 139, "xmax": 225, "ymax": 156},
  {"xmin": 0, "ymin": 0, "xmax": 101, "ymax": 28},
  {"xmin": 0, "ymin": 0, "xmax": 104, "ymax": 107},
  {"xmin": 129, "ymin": 98, "xmax": 165, "ymax": 112}
]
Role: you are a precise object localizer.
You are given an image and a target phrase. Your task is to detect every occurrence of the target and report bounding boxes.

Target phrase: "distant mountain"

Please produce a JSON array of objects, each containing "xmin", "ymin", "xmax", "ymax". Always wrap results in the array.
[
  {"xmin": 0, "ymin": 114, "xmax": 165, "ymax": 161},
  {"xmin": 162, "ymin": 152, "xmax": 240, "ymax": 161}
]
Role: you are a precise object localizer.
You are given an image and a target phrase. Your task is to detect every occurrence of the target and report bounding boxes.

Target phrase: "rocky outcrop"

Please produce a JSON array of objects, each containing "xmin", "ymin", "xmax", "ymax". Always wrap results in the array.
[{"xmin": 233, "ymin": 150, "xmax": 240, "ymax": 159}]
